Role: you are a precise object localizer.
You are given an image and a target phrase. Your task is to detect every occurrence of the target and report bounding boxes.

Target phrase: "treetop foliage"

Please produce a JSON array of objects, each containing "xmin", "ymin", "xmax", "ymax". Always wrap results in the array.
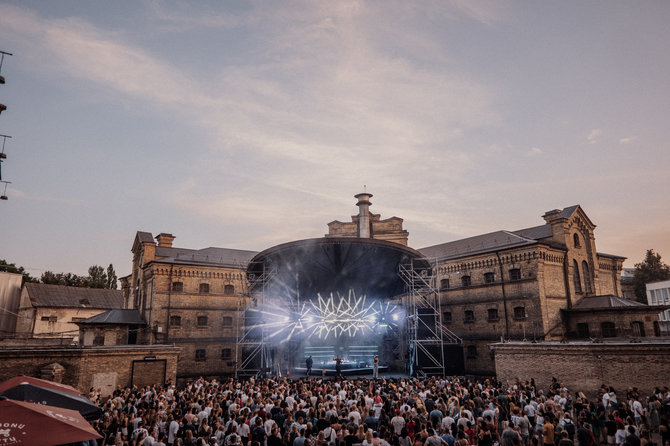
[
  {"xmin": 633, "ymin": 249, "xmax": 670, "ymax": 302},
  {"xmin": 0, "ymin": 260, "xmax": 119, "ymax": 289}
]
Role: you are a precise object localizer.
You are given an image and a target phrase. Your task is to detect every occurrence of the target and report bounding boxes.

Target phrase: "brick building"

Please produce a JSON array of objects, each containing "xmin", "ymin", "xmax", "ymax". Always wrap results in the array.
[{"xmin": 121, "ymin": 232, "xmax": 256, "ymax": 379}]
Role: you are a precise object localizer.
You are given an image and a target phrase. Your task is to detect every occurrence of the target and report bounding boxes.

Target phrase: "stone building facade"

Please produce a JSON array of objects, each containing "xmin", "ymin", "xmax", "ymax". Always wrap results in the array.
[
  {"xmin": 420, "ymin": 205, "xmax": 626, "ymax": 375},
  {"xmin": 121, "ymin": 232, "xmax": 257, "ymax": 380}
]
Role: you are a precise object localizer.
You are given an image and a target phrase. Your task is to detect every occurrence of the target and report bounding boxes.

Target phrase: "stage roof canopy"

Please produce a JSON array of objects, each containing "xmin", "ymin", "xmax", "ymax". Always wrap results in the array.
[{"xmin": 247, "ymin": 237, "xmax": 431, "ymax": 299}]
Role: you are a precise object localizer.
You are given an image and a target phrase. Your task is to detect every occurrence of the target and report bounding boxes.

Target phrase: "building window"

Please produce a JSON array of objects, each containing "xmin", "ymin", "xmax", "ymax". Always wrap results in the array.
[
  {"xmin": 573, "ymin": 260, "xmax": 582, "ymax": 293},
  {"xmin": 440, "ymin": 278, "xmax": 450, "ymax": 290},
  {"xmin": 443, "ymin": 311, "xmax": 452, "ymax": 323},
  {"xmin": 601, "ymin": 322, "xmax": 616, "ymax": 338},
  {"xmin": 487, "ymin": 308, "xmax": 499, "ymax": 321},
  {"xmin": 197, "ymin": 316, "xmax": 208, "ymax": 327},
  {"xmin": 199, "ymin": 283, "xmax": 210, "ymax": 293},
  {"xmin": 484, "ymin": 272, "xmax": 495, "ymax": 284},
  {"xmin": 466, "ymin": 345, "xmax": 478, "ymax": 358},
  {"xmin": 573, "ymin": 233, "xmax": 581, "ymax": 248},
  {"xmin": 577, "ymin": 322, "xmax": 590, "ymax": 338},
  {"xmin": 461, "ymin": 276, "xmax": 471, "ymax": 287},
  {"xmin": 631, "ymin": 321, "xmax": 645, "ymax": 337},
  {"xmin": 221, "ymin": 348, "xmax": 232, "ymax": 360},
  {"xmin": 169, "ymin": 315, "xmax": 181, "ymax": 327},
  {"xmin": 224, "ymin": 284, "xmax": 235, "ymax": 295},
  {"xmin": 222, "ymin": 316, "xmax": 233, "ymax": 327},
  {"xmin": 172, "ymin": 281, "xmax": 184, "ymax": 292},
  {"xmin": 93, "ymin": 336, "xmax": 105, "ymax": 346},
  {"xmin": 513, "ymin": 306, "xmax": 526, "ymax": 320},
  {"xmin": 41, "ymin": 316, "xmax": 57, "ymax": 322},
  {"xmin": 464, "ymin": 310, "xmax": 475, "ymax": 323},
  {"xmin": 582, "ymin": 261, "xmax": 593, "ymax": 294},
  {"xmin": 509, "ymin": 269, "xmax": 521, "ymax": 281},
  {"xmin": 195, "ymin": 349, "xmax": 206, "ymax": 361}
]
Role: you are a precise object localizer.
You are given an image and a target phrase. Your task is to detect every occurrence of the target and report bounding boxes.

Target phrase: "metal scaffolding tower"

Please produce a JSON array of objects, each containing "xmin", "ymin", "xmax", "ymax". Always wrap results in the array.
[{"xmin": 400, "ymin": 258, "xmax": 462, "ymax": 377}]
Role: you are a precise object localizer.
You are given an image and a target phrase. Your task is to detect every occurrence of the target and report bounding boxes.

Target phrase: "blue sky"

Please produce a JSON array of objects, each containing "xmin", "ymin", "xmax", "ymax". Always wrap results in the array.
[{"xmin": 1, "ymin": 1, "xmax": 669, "ymax": 278}]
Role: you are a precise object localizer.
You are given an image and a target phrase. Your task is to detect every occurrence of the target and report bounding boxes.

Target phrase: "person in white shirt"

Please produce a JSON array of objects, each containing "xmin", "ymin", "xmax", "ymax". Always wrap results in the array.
[{"xmin": 391, "ymin": 410, "xmax": 406, "ymax": 435}]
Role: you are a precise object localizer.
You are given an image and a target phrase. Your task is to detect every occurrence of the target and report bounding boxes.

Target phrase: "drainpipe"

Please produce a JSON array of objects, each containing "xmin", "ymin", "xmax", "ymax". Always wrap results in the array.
[
  {"xmin": 495, "ymin": 252, "xmax": 510, "ymax": 339},
  {"xmin": 166, "ymin": 264, "xmax": 173, "ymax": 343}
]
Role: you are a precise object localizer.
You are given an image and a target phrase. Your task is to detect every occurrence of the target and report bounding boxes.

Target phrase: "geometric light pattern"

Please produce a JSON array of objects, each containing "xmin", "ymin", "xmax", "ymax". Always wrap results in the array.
[{"xmin": 258, "ymin": 290, "xmax": 401, "ymax": 342}]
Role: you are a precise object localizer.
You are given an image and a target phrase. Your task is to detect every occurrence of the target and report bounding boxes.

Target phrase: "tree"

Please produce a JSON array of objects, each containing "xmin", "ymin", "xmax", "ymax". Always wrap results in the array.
[
  {"xmin": 0, "ymin": 259, "xmax": 38, "ymax": 284},
  {"xmin": 87, "ymin": 265, "xmax": 107, "ymax": 288},
  {"xmin": 633, "ymin": 249, "xmax": 670, "ymax": 303},
  {"xmin": 41, "ymin": 271, "xmax": 89, "ymax": 287},
  {"xmin": 106, "ymin": 264, "xmax": 118, "ymax": 290}
]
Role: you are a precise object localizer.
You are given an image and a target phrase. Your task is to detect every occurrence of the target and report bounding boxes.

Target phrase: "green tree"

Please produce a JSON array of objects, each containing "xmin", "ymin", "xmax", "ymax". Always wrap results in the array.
[
  {"xmin": 106, "ymin": 264, "xmax": 118, "ymax": 289},
  {"xmin": 0, "ymin": 259, "xmax": 38, "ymax": 284},
  {"xmin": 633, "ymin": 249, "xmax": 670, "ymax": 303},
  {"xmin": 87, "ymin": 265, "xmax": 107, "ymax": 289},
  {"xmin": 41, "ymin": 271, "xmax": 89, "ymax": 287}
]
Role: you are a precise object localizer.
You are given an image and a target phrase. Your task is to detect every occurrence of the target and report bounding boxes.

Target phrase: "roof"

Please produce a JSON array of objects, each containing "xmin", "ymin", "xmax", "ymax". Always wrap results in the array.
[
  {"xmin": 511, "ymin": 224, "xmax": 553, "ymax": 240},
  {"xmin": 136, "ymin": 231, "xmax": 154, "ymax": 244},
  {"xmin": 76, "ymin": 309, "xmax": 145, "ymax": 325},
  {"xmin": 23, "ymin": 283, "xmax": 124, "ymax": 309},
  {"xmin": 565, "ymin": 295, "xmax": 669, "ymax": 313},
  {"xmin": 153, "ymin": 246, "xmax": 258, "ymax": 268},
  {"xmin": 419, "ymin": 230, "xmax": 538, "ymax": 261}
]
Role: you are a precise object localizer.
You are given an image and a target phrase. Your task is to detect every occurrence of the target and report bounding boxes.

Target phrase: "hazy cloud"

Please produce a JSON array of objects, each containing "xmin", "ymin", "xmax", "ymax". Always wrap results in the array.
[{"xmin": 587, "ymin": 129, "xmax": 602, "ymax": 144}]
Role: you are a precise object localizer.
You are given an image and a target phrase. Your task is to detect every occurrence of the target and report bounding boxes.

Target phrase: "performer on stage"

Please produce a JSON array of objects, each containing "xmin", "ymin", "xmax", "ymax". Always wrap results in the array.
[
  {"xmin": 305, "ymin": 355, "xmax": 313, "ymax": 376},
  {"xmin": 334, "ymin": 355, "xmax": 343, "ymax": 379},
  {"xmin": 373, "ymin": 354, "xmax": 379, "ymax": 379}
]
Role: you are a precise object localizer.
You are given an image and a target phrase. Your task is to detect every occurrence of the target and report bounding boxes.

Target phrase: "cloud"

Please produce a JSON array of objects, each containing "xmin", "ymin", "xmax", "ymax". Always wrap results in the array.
[
  {"xmin": 528, "ymin": 147, "xmax": 543, "ymax": 156},
  {"xmin": 619, "ymin": 137, "xmax": 634, "ymax": 144},
  {"xmin": 587, "ymin": 129, "xmax": 602, "ymax": 144}
]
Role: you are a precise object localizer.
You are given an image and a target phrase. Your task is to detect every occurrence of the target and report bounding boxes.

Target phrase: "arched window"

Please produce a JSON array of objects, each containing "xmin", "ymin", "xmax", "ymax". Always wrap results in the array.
[
  {"xmin": 461, "ymin": 276, "xmax": 471, "ymax": 287},
  {"xmin": 582, "ymin": 261, "xmax": 593, "ymax": 294},
  {"xmin": 513, "ymin": 306, "xmax": 526, "ymax": 320},
  {"xmin": 440, "ymin": 278, "xmax": 450, "ymax": 290},
  {"xmin": 224, "ymin": 284, "xmax": 235, "ymax": 295},
  {"xmin": 464, "ymin": 310, "xmax": 475, "ymax": 323},
  {"xmin": 573, "ymin": 260, "xmax": 582, "ymax": 293},
  {"xmin": 601, "ymin": 322, "xmax": 616, "ymax": 338},
  {"xmin": 573, "ymin": 233, "xmax": 581, "ymax": 248}
]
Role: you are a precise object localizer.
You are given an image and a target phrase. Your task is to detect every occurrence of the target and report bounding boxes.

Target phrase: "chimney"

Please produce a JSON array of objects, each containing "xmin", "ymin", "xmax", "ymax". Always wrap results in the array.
[
  {"xmin": 156, "ymin": 233, "xmax": 175, "ymax": 247},
  {"xmin": 354, "ymin": 192, "xmax": 373, "ymax": 238}
]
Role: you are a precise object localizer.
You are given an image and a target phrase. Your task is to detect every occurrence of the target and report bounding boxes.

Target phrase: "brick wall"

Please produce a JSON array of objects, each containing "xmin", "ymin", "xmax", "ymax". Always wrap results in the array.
[
  {"xmin": 0, "ymin": 345, "xmax": 180, "ymax": 395},
  {"xmin": 493, "ymin": 341, "xmax": 670, "ymax": 398}
]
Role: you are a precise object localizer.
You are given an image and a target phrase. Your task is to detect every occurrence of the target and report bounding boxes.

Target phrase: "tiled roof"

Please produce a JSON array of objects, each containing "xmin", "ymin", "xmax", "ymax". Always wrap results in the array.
[
  {"xmin": 511, "ymin": 224, "xmax": 553, "ymax": 240},
  {"xmin": 76, "ymin": 309, "xmax": 145, "ymax": 325},
  {"xmin": 572, "ymin": 295, "xmax": 646, "ymax": 310},
  {"xmin": 24, "ymin": 283, "xmax": 123, "ymax": 309},
  {"xmin": 136, "ymin": 231, "xmax": 154, "ymax": 243},
  {"xmin": 154, "ymin": 246, "xmax": 258, "ymax": 268},
  {"xmin": 420, "ymin": 230, "xmax": 537, "ymax": 260}
]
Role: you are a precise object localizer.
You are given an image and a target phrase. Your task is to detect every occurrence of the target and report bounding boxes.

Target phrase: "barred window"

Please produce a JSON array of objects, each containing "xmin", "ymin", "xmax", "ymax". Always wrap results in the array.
[
  {"xmin": 195, "ymin": 349, "xmax": 206, "ymax": 361},
  {"xmin": 199, "ymin": 283, "xmax": 210, "ymax": 293},
  {"xmin": 224, "ymin": 284, "xmax": 235, "ymax": 295},
  {"xmin": 487, "ymin": 308, "xmax": 499, "ymax": 321},
  {"xmin": 461, "ymin": 275, "xmax": 471, "ymax": 287},
  {"xmin": 484, "ymin": 272, "xmax": 495, "ymax": 284},
  {"xmin": 464, "ymin": 310, "xmax": 475, "ymax": 323},
  {"xmin": 509, "ymin": 269, "xmax": 521, "ymax": 281},
  {"xmin": 172, "ymin": 281, "xmax": 184, "ymax": 292},
  {"xmin": 169, "ymin": 315, "xmax": 181, "ymax": 327},
  {"xmin": 440, "ymin": 278, "xmax": 450, "ymax": 290},
  {"xmin": 513, "ymin": 306, "xmax": 526, "ymax": 319},
  {"xmin": 222, "ymin": 316, "xmax": 233, "ymax": 327},
  {"xmin": 221, "ymin": 348, "xmax": 232, "ymax": 360},
  {"xmin": 197, "ymin": 316, "xmax": 208, "ymax": 327}
]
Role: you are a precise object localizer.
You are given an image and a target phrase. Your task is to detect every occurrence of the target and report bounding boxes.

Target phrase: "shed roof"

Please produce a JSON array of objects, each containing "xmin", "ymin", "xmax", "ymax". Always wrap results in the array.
[{"xmin": 76, "ymin": 309, "xmax": 145, "ymax": 325}]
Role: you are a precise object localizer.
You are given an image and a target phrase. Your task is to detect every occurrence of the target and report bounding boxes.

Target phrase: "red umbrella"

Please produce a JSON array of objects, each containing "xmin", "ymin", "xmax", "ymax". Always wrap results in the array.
[
  {"xmin": 0, "ymin": 398, "xmax": 101, "ymax": 446},
  {"xmin": 0, "ymin": 376, "xmax": 80, "ymax": 395}
]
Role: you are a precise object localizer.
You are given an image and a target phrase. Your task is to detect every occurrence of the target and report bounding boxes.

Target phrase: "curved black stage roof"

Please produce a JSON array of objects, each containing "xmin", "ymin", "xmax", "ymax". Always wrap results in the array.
[{"xmin": 247, "ymin": 237, "xmax": 431, "ymax": 299}]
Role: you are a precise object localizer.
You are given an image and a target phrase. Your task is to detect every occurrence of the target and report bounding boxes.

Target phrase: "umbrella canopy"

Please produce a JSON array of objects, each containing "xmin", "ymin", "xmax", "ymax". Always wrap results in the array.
[
  {"xmin": 1, "ymin": 383, "xmax": 102, "ymax": 421},
  {"xmin": 0, "ymin": 398, "xmax": 101, "ymax": 446},
  {"xmin": 0, "ymin": 376, "xmax": 80, "ymax": 395}
]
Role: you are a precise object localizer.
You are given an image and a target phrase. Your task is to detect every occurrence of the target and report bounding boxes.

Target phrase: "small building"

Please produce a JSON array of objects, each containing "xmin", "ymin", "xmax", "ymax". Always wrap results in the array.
[
  {"xmin": 76, "ymin": 309, "xmax": 146, "ymax": 346},
  {"xmin": 14, "ymin": 283, "xmax": 123, "ymax": 342},
  {"xmin": 647, "ymin": 279, "xmax": 670, "ymax": 335}
]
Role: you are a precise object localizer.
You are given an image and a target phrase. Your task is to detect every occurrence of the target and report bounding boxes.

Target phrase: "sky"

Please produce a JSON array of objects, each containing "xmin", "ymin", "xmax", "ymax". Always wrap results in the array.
[{"xmin": 0, "ymin": 1, "xmax": 669, "ymax": 279}]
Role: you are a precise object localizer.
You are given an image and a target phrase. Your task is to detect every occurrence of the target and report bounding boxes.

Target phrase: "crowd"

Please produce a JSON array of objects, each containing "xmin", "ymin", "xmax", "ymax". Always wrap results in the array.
[{"xmin": 84, "ymin": 375, "xmax": 670, "ymax": 446}]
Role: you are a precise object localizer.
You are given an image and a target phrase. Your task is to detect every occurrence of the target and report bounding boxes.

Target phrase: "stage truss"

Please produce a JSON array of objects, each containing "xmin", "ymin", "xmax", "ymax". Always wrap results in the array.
[{"xmin": 236, "ymin": 258, "xmax": 462, "ymax": 378}]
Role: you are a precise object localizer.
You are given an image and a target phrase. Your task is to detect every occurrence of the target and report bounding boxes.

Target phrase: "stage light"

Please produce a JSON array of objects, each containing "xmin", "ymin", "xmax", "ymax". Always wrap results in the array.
[{"xmin": 392, "ymin": 313, "xmax": 399, "ymax": 321}]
